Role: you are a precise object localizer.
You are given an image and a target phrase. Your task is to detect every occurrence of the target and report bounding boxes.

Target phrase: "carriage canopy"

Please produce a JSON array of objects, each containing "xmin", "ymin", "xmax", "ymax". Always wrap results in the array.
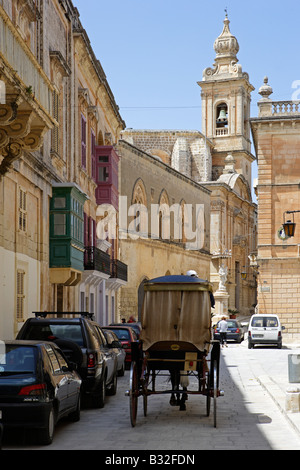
[{"xmin": 140, "ymin": 275, "xmax": 214, "ymax": 352}]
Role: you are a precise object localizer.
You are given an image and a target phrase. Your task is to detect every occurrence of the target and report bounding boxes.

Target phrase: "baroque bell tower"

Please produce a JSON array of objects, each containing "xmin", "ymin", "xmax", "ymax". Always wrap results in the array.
[{"xmin": 198, "ymin": 14, "xmax": 255, "ymax": 186}]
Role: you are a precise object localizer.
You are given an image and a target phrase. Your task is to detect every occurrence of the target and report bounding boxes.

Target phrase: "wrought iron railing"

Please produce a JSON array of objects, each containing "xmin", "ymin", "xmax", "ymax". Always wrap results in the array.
[
  {"xmin": 84, "ymin": 246, "xmax": 111, "ymax": 275},
  {"xmin": 111, "ymin": 259, "xmax": 128, "ymax": 282}
]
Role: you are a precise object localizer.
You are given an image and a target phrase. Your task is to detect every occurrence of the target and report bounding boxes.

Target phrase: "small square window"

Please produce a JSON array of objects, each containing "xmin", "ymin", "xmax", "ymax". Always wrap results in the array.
[{"xmin": 53, "ymin": 197, "xmax": 66, "ymax": 209}]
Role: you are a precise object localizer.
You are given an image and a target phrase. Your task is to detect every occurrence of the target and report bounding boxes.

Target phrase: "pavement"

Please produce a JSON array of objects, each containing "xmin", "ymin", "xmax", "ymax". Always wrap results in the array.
[
  {"xmin": 257, "ymin": 339, "xmax": 300, "ymax": 439},
  {"xmin": 236, "ymin": 315, "xmax": 300, "ymax": 439}
]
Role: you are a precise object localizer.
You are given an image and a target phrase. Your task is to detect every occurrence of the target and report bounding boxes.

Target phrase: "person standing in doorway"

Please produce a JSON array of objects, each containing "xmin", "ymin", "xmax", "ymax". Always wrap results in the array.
[{"xmin": 219, "ymin": 317, "xmax": 228, "ymax": 347}]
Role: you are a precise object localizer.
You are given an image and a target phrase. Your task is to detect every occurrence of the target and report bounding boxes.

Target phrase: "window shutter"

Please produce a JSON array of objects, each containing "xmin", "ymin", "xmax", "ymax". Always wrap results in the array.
[
  {"xmin": 81, "ymin": 114, "xmax": 87, "ymax": 168},
  {"xmin": 91, "ymin": 130, "xmax": 96, "ymax": 180},
  {"xmin": 19, "ymin": 188, "xmax": 27, "ymax": 232},
  {"xmin": 84, "ymin": 212, "xmax": 88, "ymax": 246},
  {"xmin": 16, "ymin": 270, "xmax": 25, "ymax": 321},
  {"xmin": 51, "ymin": 90, "xmax": 59, "ymax": 153}
]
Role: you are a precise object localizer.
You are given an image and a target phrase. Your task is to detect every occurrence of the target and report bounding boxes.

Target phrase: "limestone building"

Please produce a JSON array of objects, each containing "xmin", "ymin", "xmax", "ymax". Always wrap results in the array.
[
  {"xmin": 0, "ymin": 0, "xmax": 126, "ymax": 339},
  {"xmin": 120, "ymin": 15, "xmax": 257, "ymax": 317},
  {"xmin": 250, "ymin": 78, "xmax": 300, "ymax": 339},
  {"xmin": 116, "ymin": 137, "xmax": 212, "ymax": 320}
]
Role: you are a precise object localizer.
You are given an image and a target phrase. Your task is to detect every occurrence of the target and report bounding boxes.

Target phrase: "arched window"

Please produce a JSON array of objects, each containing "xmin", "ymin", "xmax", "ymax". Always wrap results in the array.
[
  {"xmin": 131, "ymin": 179, "xmax": 148, "ymax": 236},
  {"xmin": 158, "ymin": 190, "xmax": 170, "ymax": 240},
  {"xmin": 216, "ymin": 102, "xmax": 228, "ymax": 136}
]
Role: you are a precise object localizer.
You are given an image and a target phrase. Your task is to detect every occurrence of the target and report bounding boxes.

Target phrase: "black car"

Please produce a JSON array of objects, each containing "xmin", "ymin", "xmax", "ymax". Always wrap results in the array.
[
  {"xmin": 0, "ymin": 340, "xmax": 81, "ymax": 445},
  {"xmin": 213, "ymin": 319, "xmax": 245, "ymax": 343},
  {"xmin": 17, "ymin": 312, "xmax": 118, "ymax": 408}
]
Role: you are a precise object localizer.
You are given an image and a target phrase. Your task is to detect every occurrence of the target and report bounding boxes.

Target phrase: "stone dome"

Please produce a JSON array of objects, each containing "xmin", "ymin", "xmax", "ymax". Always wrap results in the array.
[{"xmin": 214, "ymin": 15, "xmax": 239, "ymax": 61}]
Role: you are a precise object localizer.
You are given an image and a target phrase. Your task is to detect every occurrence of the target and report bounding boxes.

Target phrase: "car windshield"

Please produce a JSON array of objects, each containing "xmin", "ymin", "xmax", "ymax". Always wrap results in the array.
[
  {"xmin": 251, "ymin": 317, "xmax": 279, "ymax": 328},
  {"xmin": 109, "ymin": 329, "xmax": 130, "ymax": 340},
  {"xmin": 24, "ymin": 323, "xmax": 84, "ymax": 346},
  {"xmin": 0, "ymin": 345, "xmax": 37, "ymax": 374}
]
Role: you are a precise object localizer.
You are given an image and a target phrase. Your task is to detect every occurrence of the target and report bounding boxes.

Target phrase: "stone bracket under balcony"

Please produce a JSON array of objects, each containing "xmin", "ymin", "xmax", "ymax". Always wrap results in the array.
[
  {"xmin": 49, "ymin": 267, "xmax": 82, "ymax": 286},
  {"xmin": 0, "ymin": 85, "xmax": 53, "ymax": 175}
]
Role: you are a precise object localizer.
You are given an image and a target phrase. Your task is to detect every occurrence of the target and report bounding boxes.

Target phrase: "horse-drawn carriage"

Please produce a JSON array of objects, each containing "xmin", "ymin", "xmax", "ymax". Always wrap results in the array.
[{"xmin": 126, "ymin": 275, "xmax": 223, "ymax": 427}]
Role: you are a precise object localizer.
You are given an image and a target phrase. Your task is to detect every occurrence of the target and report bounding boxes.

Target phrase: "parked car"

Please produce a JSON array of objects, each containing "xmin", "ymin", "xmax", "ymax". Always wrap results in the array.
[
  {"xmin": 17, "ymin": 312, "xmax": 118, "ymax": 408},
  {"xmin": 103, "ymin": 329, "xmax": 126, "ymax": 376},
  {"xmin": 104, "ymin": 326, "xmax": 138, "ymax": 366},
  {"xmin": 248, "ymin": 314, "xmax": 285, "ymax": 349},
  {"xmin": 214, "ymin": 319, "xmax": 245, "ymax": 343},
  {"xmin": 0, "ymin": 340, "xmax": 81, "ymax": 445},
  {"xmin": 110, "ymin": 322, "xmax": 142, "ymax": 339}
]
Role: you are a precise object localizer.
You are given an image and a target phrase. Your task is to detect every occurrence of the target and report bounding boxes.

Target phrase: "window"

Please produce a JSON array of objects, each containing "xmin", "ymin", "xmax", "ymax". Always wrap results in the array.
[
  {"xmin": 81, "ymin": 114, "xmax": 87, "ymax": 168},
  {"xmin": 16, "ymin": 270, "xmax": 25, "ymax": 321},
  {"xmin": 91, "ymin": 130, "xmax": 96, "ymax": 180},
  {"xmin": 19, "ymin": 188, "xmax": 27, "ymax": 232},
  {"xmin": 98, "ymin": 166, "xmax": 109, "ymax": 182},
  {"xmin": 51, "ymin": 90, "xmax": 59, "ymax": 154},
  {"xmin": 53, "ymin": 213, "xmax": 66, "ymax": 235},
  {"xmin": 55, "ymin": 349, "xmax": 69, "ymax": 370},
  {"xmin": 45, "ymin": 344, "xmax": 61, "ymax": 374},
  {"xmin": 53, "ymin": 197, "xmax": 66, "ymax": 209},
  {"xmin": 216, "ymin": 102, "xmax": 228, "ymax": 135}
]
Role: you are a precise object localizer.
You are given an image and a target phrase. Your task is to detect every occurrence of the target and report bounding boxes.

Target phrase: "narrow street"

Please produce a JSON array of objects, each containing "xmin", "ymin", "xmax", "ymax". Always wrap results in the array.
[{"xmin": 3, "ymin": 341, "xmax": 300, "ymax": 451}]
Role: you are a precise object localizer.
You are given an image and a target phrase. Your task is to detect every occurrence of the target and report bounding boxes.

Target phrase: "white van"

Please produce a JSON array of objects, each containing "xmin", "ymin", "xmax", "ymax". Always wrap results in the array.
[{"xmin": 248, "ymin": 314, "xmax": 284, "ymax": 349}]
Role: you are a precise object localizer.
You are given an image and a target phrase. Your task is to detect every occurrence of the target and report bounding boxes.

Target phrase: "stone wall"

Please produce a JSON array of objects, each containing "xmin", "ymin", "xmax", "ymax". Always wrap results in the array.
[
  {"xmin": 251, "ymin": 105, "xmax": 300, "ymax": 338},
  {"xmin": 117, "ymin": 139, "xmax": 212, "ymax": 320},
  {"xmin": 121, "ymin": 129, "xmax": 213, "ymax": 183}
]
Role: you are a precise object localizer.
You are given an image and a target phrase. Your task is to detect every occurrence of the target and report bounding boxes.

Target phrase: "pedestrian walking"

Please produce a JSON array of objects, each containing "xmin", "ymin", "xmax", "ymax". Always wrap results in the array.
[{"xmin": 219, "ymin": 316, "xmax": 228, "ymax": 347}]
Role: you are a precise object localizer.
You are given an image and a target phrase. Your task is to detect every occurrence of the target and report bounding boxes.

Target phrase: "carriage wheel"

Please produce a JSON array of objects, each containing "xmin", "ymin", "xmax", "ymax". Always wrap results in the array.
[
  {"xmin": 143, "ymin": 394, "xmax": 148, "ymax": 416},
  {"xmin": 206, "ymin": 371, "xmax": 211, "ymax": 417},
  {"xmin": 142, "ymin": 365, "xmax": 150, "ymax": 417},
  {"xmin": 129, "ymin": 361, "xmax": 138, "ymax": 427},
  {"xmin": 212, "ymin": 360, "xmax": 218, "ymax": 428}
]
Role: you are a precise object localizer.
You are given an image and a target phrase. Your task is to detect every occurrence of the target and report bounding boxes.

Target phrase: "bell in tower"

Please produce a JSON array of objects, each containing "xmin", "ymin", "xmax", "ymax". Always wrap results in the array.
[{"xmin": 216, "ymin": 103, "xmax": 228, "ymax": 128}]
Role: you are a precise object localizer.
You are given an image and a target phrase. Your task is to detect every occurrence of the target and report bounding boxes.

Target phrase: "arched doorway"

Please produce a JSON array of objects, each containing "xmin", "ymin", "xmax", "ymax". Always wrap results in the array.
[{"xmin": 138, "ymin": 277, "xmax": 149, "ymax": 321}]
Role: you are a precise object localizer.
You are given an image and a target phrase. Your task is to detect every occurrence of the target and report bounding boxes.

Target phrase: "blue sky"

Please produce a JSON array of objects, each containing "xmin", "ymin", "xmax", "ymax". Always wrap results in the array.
[{"xmin": 72, "ymin": 0, "xmax": 300, "ymax": 196}]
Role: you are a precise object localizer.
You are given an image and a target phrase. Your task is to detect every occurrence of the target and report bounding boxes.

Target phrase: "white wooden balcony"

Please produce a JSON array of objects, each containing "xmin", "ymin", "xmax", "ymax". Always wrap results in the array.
[{"xmin": 0, "ymin": 6, "xmax": 56, "ymax": 175}]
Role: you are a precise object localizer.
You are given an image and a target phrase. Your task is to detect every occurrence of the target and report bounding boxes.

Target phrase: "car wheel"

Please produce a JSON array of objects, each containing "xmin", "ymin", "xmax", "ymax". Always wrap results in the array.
[
  {"xmin": 92, "ymin": 377, "xmax": 106, "ymax": 408},
  {"xmin": 69, "ymin": 393, "xmax": 81, "ymax": 422},
  {"xmin": 39, "ymin": 405, "xmax": 55, "ymax": 445},
  {"xmin": 248, "ymin": 340, "xmax": 254, "ymax": 349},
  {"xmin": 118, "ymin": 362, "xmax": 125, "ymax": 377},
  {"xmin": 107, "ymin": 371, "xmax": 117, "ymax": 396}
]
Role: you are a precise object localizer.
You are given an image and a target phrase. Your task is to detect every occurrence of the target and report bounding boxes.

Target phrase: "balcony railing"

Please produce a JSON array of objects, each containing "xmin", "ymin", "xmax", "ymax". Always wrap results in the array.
[
  {"xmin": 111, "ymin": 259, "xmax": 128, "ymax": 282},
  {"xmin": 84, "ymin": 246, "xmax": 111, "ymax": 276},
  {"xmin": 0, "ymin": 8, "xmax": 53, "ymax": 115},
  {"xmin": 272, "ymin": 100, "xmax": 300, "ymax": 116},
  {"xmin": 215, "ymin": 128, "xmax": 228, "ymax": 136}
]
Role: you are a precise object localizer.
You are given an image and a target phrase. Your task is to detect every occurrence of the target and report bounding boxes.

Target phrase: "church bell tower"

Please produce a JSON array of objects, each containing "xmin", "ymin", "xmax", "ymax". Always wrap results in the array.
[{"xmin": 198, "ymin": 14, "xmax": 255, "ymax": 185}]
